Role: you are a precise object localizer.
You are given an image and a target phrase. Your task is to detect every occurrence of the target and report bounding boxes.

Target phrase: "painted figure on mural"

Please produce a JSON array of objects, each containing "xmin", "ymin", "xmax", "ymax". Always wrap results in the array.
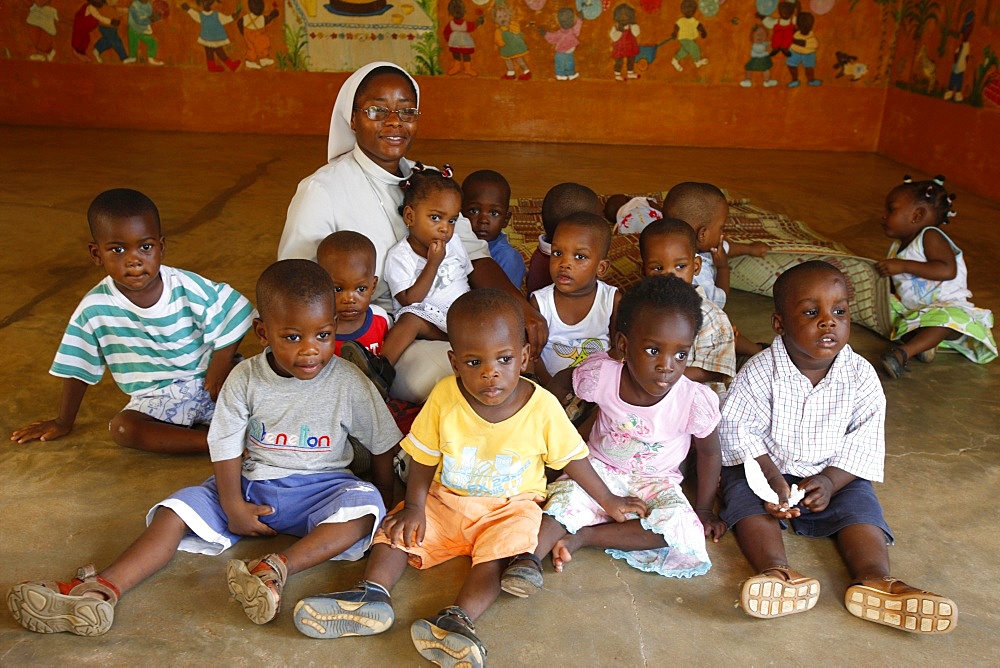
[
  {"xmin": 93, "ymin": 0, "xmax": 130, "ymax": 62},
  {"xmin": 26, "ymin": 0, "xmax": 60, "ymax": 62},
  {"xmin": 540, "ymin": 6, "xmax": 583, "ymax": 80},
  {"xmin": 494, "ymin": 2, "xmax": 532, "ymax": 80},
  {"xmin": 786, "ymin": 10, "xmax": 820, "ymax": 87},
  {"xmin": 610, "ymin": 3, "xmax": 641, "ymax": 80},
  {"xmin": 181, "ymin": 0, "xmax": 242, "ymax": 72},
  {"xmin": 763, "ymin": 0, "xmax": 796, "ymax": 61},
  {"xmin": 444, "ymin": 0, "xmax": 484, "ymax": 76},
  {"xmin": 238, "ymin": 0, "xmax": 280, "ymax": 70},
  {"xmin": 71, "ymin": 0, "xmax": 122, "ymax": 62},
  {"xmin": 741, "ymin": 23, "xmax": 777, "ymax": 87},
  {"xmin": 671, "ymin": 0, "xmax": 708, "ymax": 72},
  {"xmin": 124, "ymin": 0, "xmax": 165, "ymax": 65},
  {"xmin": 944, "ymin": 11, "xmax": 974, "ymax": 102}
]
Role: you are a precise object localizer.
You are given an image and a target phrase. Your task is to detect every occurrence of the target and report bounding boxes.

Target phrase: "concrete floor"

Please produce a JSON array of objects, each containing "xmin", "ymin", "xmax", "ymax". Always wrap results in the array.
[{"xmin": 1, "ymin": 126, "xmax": 998, "ymax": 666}]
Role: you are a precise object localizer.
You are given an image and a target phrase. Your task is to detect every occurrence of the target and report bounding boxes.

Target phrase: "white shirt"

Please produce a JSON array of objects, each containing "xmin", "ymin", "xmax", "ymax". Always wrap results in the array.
[
  {"xmin": 720, "ymin": 335, "xmax": 885, "ymax": 482},
  {"xmin": 383, "ymin": 233, "xmax": 473, "ymax": 315}
]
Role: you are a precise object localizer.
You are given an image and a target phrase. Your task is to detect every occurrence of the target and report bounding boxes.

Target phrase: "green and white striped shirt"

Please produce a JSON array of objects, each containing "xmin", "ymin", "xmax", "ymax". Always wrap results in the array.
[{"xmin": 51, "ymin": 266, "xmax": 253, "ymax": 397}]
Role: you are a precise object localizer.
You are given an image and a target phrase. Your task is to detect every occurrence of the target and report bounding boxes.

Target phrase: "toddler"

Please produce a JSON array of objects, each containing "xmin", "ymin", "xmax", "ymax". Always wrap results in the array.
[
  {"xmin": 719, "ymin": 260, "xmax": 956, "ymax": 633},
  {"xmin": 10, "ymin": 188, "xmax": 252, "ymax": 454},
  {"xmin": 876, "ymin": 175, "xmax": 996, "ymax": 377},
  {"xmin": 525, "ymin": 182, "xmax": 602, "ymax": 295},
  {"xmin": 510, "ymin": 275, "xmax": 725, "ymax": 590},
  {"xmin": 316, "ymin": 230, "xmax": 391, "ymax": 358},
  {"xmin": 603, "ymin": 193, "xmax": 664, "ymax": 234},
  {"xmin": 461, "ymin": 169, "xmax": 524, "ymax": 290},
  {"xmin": 346, "ymin": 164, "xmax": 471, "ymax": 396},
  {"xmin": 641, "ymin": 218, "xmax": 736, "ymax": 394},
  {"xmin": 530, "ymin": 211, "xmax": 621, "ymax": 386},
  {"xmin": 292, "ymin": 289, "xmax": 644, "ymax": 665},
  {"xmin": 664, "ymin": 181, "xmax": 769, "ymax": 357},
  {"xmin": 7, "ymin": 260, "xmax": 402, "ymax": 636}
]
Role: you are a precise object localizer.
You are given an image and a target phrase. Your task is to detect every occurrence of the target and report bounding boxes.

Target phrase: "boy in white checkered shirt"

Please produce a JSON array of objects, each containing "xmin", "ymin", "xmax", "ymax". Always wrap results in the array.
[{"xmin": 718, "ymin": 260, "xmax": 956, "ymax": 634}]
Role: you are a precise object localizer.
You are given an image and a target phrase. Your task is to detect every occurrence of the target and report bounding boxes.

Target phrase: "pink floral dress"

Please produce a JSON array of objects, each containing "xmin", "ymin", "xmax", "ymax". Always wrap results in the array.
[{"xmin": 544, "ymin": 352, "xmax": 720, "ymax": 577}]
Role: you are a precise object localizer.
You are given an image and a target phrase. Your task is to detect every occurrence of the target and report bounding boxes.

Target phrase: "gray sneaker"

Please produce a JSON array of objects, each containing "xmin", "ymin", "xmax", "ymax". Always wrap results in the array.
[{"xmin": 293, "ymin": 580, "xmax": 394, "ymax": 639}]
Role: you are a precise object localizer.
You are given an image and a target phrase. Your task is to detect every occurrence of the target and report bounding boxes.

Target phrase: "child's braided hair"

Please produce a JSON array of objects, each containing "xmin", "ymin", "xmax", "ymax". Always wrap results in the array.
[
  {"xmin": 398, "ymin": 162, "xmax": 462, "ymax": 215},
  {"xmin": 897, "ymin": 174, "xmax": 957, "ymax": 226}
]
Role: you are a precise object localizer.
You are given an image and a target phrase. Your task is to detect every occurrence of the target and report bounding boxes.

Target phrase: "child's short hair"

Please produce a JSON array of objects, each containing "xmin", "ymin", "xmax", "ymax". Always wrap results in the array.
[
  {"xmin": 257, "ymin": 259, "xmax": 335, "ymax": 319},
  {"xmin": 317, "ymin": 230, "xmax": 377, "ymax": 268},
  {"xmin": 773, "ymin": 260, "xmax": 847, "ymax": 316},
  {"xmin": 662, "ymin": 182, "xmax": 727, "ymax": 231},
  {"xmin": 398, "ymin": 163, "xmax": 462, "ymax": 215},
  {"xmin": 87, "ymin": 188, "xmax": 161, "ymax": 239},
  {"xmin": 617, "ymin": 275, "xmax": 703, "ymax": 337},
  {"xmin": 541, "ymin": 182, "xmax": 601, "ymax": 239},
  {"xmin": 639, "ymin": 218, "xmax": 698, "ymax": 257},
  {"xmin": 461, "ymin": 169, "xmax": 511, "ymax": 200},
  {"xmin": 892, "ymin": 174, "xmax": 957, "ymax": 226},
  {"xmin": 556, "ymin": 211, "xmax": 612, "ymax": 258},
  {"xmin": 447, "ymin": 289, "xmax": 526, "ymax": 346}
]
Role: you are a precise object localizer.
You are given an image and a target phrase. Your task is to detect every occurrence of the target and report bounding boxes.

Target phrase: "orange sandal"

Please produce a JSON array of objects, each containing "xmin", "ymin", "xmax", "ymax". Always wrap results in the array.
[
  {"xmin": 6, "ymin": 564, "xmax": 120, "ymax": 636},
  {"xmin": 845, "ymin": 577, "xmax": 956, "ymax": 634},
  {"xmin": 740, "ymin": 566, "xmax": 820, "ymax": 618}
]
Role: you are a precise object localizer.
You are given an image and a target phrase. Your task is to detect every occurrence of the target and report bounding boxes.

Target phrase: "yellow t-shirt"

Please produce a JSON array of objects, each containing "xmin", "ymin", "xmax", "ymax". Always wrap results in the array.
[
  {"xmin": 403, "ymin": 376, "xmax": 588, "ymax": 498},
  {"xmin": 676, "ymin": 17, "xmax": 700, "ymax": 41},
  {"xmin": 791, "ymin": 31, "xmax": 818, "ymax": 55}
]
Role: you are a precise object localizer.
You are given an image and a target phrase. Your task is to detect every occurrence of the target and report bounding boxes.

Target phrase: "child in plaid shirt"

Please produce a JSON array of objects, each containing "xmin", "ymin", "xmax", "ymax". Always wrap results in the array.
[{"xmin": 719, "ymin": 260, "xmax": 956, "ymax": 634}]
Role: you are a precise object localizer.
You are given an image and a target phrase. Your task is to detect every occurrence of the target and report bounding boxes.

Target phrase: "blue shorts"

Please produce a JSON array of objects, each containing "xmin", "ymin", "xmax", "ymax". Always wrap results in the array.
[
  {"xmin": 787, "ymin": 51, "xmax": 816, "ymax": 68},
  {"xmin": 148, "ymin": 472, "xmax": 386, "ymax": 559},
  {"xmin": 719, "ymin": 465, "xmax": 893, "ymax": 543}
]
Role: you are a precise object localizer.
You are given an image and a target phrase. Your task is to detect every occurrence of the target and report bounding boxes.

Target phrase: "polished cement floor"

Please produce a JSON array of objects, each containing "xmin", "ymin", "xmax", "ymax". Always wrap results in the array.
[{"xmin": 1, "ymin": 126, "xmax": 998, "ymax": 666}]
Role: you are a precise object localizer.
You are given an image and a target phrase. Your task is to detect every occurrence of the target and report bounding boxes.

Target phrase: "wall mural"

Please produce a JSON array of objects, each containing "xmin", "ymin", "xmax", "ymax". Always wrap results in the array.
[{"xmin": 6, "ymin": 0, "xmax": 999, "ymax": 107}]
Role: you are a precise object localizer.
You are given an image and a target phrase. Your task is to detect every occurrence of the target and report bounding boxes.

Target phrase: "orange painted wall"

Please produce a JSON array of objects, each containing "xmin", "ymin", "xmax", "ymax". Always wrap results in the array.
[{"xmin": 2, "ymin": 0, "xmax": 998, "ymax": 198}]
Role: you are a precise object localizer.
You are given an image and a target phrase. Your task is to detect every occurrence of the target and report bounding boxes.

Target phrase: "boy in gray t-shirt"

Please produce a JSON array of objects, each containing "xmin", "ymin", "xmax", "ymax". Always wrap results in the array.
[{"xmin": 8, "ymin": 260, "xmax": 402, "ymax": 637}]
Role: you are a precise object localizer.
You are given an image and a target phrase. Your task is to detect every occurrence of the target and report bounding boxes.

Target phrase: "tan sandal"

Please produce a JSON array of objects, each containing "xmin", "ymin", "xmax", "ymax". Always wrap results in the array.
[
  {"xmin": 227, "ymin": 553, "xmax": 287, "ymax": 624},
  {"xmin": 6, "ymin": 564, "xmax": 120, "ymax": 635},
  {"xmin": 845, "ymin": 577, "xmax": 956, "ymax": 634},
  {"xmin": 740, "ymin": 566, "xmax": 820, "ymax": 618}
]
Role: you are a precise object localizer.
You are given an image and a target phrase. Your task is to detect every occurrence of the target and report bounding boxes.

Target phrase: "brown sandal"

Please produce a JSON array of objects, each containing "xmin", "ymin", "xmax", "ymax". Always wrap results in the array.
[
  {"xmin": 227, "ymin": 553, "xmax": 287, "ymax": 624},
  {"xmin": 7, "ymin": 564, "xmax": 120, "ymax": 635},
  {"xmin": 845, "ymin": 577, "xmax": 956, "ymax": 634},
  {"xmin": 740, "ymin": 566, "xmax": 820, "ymax": 618}
]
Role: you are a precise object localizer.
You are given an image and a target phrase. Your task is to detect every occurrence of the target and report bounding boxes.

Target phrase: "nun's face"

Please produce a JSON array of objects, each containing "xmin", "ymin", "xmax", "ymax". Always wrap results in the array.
[{"xmin": 351, "ymin": 72, "xmax": 418, "ymax": 176}]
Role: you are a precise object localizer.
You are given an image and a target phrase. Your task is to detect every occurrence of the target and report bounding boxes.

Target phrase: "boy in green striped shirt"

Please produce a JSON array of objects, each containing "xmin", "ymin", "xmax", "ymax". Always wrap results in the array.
[{"xmin": 10, "ymin": 188, "xmax": 253, "ymax": 454}]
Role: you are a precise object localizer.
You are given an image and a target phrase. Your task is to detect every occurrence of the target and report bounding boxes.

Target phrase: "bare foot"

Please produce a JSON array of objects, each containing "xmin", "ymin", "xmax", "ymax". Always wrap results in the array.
[{"xmin": 551, "ymin": 533, "xmax": 583, "ymax": 572}]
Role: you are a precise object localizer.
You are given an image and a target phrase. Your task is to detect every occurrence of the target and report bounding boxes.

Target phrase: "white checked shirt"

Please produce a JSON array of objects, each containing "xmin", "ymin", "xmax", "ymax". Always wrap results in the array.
[{"xmin": 720, "ymin": 335, "xmax": 885, "ymax": 482}]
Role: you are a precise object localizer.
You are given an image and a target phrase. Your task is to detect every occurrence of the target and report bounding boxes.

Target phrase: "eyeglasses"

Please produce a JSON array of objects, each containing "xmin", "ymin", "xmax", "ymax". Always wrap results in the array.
[{"xmin": 353, "ymin": 106, "xmax": 421, "ymax": 122}]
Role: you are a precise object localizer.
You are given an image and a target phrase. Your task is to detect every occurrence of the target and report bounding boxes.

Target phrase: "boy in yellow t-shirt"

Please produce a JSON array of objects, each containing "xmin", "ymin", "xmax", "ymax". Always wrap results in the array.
[{"xmin": 292, "ymin": 289, "xmax": 645, "ymax": 666}]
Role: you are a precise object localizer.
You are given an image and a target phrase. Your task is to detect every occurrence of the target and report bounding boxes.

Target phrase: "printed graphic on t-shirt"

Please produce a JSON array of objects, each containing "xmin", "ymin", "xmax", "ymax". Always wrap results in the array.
[
  {"xmin": 441, "ymin": 446, "xmax": 531, "ymax": 497},
  {"xmin": 248, "ymin": 416, "xmax": 333, "ymax": 451}
]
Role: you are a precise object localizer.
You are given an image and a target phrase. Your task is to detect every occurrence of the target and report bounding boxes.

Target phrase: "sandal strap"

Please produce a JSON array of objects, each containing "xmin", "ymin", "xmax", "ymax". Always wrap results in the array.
[
  {"xmin": 67, "ymin": 563, "xmax": 120, "ymax": 605},
  {"xmin": 508, "ymin": 552, "xmax": 543, "ymax": 570},
  {"xmin": 439, "ymin": 605, "xmax": 475, "ymax": 631},
  {"xmin": 250, "ymin": 554, "xmax": 288, "ymax": 593}
]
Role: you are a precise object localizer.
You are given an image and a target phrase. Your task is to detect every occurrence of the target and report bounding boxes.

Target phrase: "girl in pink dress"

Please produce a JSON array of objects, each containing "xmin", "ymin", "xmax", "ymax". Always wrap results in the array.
[{"xmin": 503, "ymin": 275, "xmax": 726, "ymax": 593}]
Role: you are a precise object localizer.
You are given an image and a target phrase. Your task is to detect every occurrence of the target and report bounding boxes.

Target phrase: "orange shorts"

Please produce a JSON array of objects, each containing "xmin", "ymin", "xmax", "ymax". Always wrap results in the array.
[{"xmin": 373, "ymin": 481, "xmax": 543, "ymax": 568}]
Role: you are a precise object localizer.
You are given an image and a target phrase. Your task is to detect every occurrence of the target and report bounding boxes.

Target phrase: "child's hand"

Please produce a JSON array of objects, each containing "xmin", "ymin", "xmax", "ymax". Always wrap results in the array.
[
  {"xmin": 111, "ymin": 17, "xmax": 121, "ymax": 26},
  {"xmin": 798, "ymin": 473, "xmax": 833, "ymax": 513},
  {"xmin": 764, "ymin": 475, "xmax": 801, "ymax": 519},
  {"xmin": 226, "ymin": 501, "xmax": 277, "ymax": 537},
  {"xmin": 426, "ymin": 239, "xmax": 447, "ymax": 267},
  {"xmin": 180, "ymin": 2, "xmax": 191, "ymax": 10},
  {"xmin": 875, "ymin": 258, "xmax": 905, "ymax": 277},
  {"xmin": 695, "ymin": 508, "xmax": 728, "ymax": 542},
  {"xmin": 601, "ymin": 494, "xmax": 648, "ymax": 523},
  {"xmin": 711, "ymin": 237, "xmax": 729, "ymax": 268},
  {"xmin": 267, "ymin": 8, "xmax": 279, "ymax": 19},
  {"xmin": 10, "ymin": 418, "xmax": 72, "ymax": 444},
  {"xmin": 381, "ymin": 505, "xmax": 426, "ymax": 548}
]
